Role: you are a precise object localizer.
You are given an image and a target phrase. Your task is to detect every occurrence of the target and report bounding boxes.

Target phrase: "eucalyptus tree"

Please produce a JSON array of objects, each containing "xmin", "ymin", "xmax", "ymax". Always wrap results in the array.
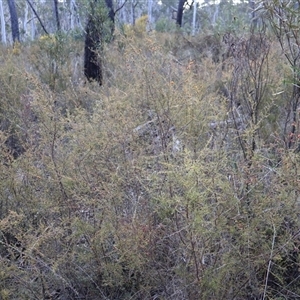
[
  {"xmin": 7, "ymin": 0, "xmax": 19, "ymax": 42},
  {"xmin": 176, "ymin": 0, "xmax": 186, "ymax": 26},
  {"xmin": 53, "ymin": 0, "xmax": 60, "ymax": 31},
  {"xmin": 0, "ymin": 0, "xmax": 6, "ymax": 43}
]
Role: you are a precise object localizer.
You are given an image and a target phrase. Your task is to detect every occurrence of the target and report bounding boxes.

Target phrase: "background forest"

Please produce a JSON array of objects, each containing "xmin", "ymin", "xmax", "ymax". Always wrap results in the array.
[{"xmin": 1, "ymin": 0, "xmax": 300, "ymax": 299}]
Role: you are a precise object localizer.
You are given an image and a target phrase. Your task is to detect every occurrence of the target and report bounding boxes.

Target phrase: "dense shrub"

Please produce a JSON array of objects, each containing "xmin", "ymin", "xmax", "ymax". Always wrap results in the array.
[{"xmin": 0, "ymin": 30, "xmax": 299, "ymax": 299}]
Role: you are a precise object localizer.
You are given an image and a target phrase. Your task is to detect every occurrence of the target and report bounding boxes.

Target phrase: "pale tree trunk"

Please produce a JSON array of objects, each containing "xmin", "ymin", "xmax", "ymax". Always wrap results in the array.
[
  {"xmin": 131, "ymin": 0, "xmax": 135, "ymax": 25},
  {"xmin": 114, "ymin": 0, "xmax": 128, "ymax": 25},
  {"xmin": 147, "ymin": 0, "xmax": 153, "ymax": 30},
  {"xmin": 119, "ymin": 3, "xmax": 125, "ymax": 23},
  {"xmin": 26, "ymin": 0, "xmax": 48, "ymax": 35},
  {"xmin": 69, "ymin": 0, "xmax": 83, "ymax": 31},
  {"xmin": 23, "ymin": 2, "xmax": 28, "ymax": 38},
  {"xmin": 7, "ymin": 0, "xmax": 20, "ymax": 43},
  {"xmin": 30, "ymin": 9, "xmax": 35, "ymax": 40},
  {"xmin": 60, "ymin": 0, "xmax": 67, "ymax": 31},
  {"xmin": 192, "ymin": 0, "xmax": 196, "ymax": 36},
  {"xmin": 0, "ymin": 0, "xmax": 6, "ymax": 44},
  {"xmin": 121, "ymin": 2, "xmax": 128, "ymax": 24},
  {"xmin": 70, "ymin": 0, "xmax": 75, "ymax": 30},
  {"xmin": 25, "ymin": 0, "xmax": 35, "ymax": 40},
  {"xmin": 212, "ymin": 1, "xmax": 219, "ymax": 26}
]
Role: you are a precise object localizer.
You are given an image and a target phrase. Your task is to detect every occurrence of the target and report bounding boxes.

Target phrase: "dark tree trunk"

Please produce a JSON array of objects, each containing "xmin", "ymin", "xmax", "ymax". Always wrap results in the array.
[
  {"xmin": 53, "ymin": 0, "xmax": 60, "ymax": 31},
  {"xmin": 105, "ymin": 0, "xmax": 114, "ymax": 24},
  {"xmin": 84, "ymin": 17, "xmax": 102, "ymax": 85},
  {"xmin": 104, "ymin": 0, "xmax": 115, "ymax": 39},
  {"xmin": 83, "ymin": 0, "xmax": 115, "ymax": 85},
  {"xmin": 7, "ymin": 0, "xmax": 19, "ymax": 42},
  {"xmin": 176, "ymin": 0, "xmax": 186, "ymax": 27}
]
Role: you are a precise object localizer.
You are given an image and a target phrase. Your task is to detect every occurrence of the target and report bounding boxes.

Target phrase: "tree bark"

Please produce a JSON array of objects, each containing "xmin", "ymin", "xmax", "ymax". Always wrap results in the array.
[
  {"xmin": 249, "ymin": 0, "xmax": 257, "ymax": 28},
  {"xmin": 148, "ymin": 0, "xmax": 153, "ymax": 30},
  {"xmin": 105, "ymin": 0, "xmax": 114, "ymax": 24},
  {"xmin": 69, "ymin": 0, "xmax": 83, "ymax": 31},
  {"xmin": 30, "ymin": 8, "xmax": 35, "ymax": 40},
  {"xmin": 70, "ymin": 0, "xmax": 75, "ymax": 30},
  {"xmin": 176, "ymin": 0, "xmax": 185, "ymax": 27},
  {"xmin": 192, "ymin": 0, "xmax": 197, "ymax": 35},
  {"xmin": 131, "ymin": 0, "xmax": 136, "ymax": 25},
  {"xmin": 53, "ymin": 0, "xmax": 60, "ymax": 31},
  {"xmin": 83, "ymin": 0, "xmax": 115, "ymax": 85},
  {"xmin": 23, "ymin": 2, "xmax": 28, "ymax": 37},
  {"xmin": 105, "ymin": 0, "xmax": 114, "ymax": 37},
  {"xmin": 0, "ymin": 0, "xmax": 6, "ymax": 44},
  {"xmin": 84, "ymin": 17, "xmax": 102, "ymax": 85},
  {"xmin": 7, "ymin": 0, "xmax": 19, "ymax": 43}
]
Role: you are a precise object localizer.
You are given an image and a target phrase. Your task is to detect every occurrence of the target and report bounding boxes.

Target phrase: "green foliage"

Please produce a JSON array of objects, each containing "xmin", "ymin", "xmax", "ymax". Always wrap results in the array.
[
  {"xmin": 70, "ymin": 27, "xmax": 85, "ymax": 41},
  {"xmin": 155, "ymin": 18, "xmax": 177, "ymax": 33},
  {"xmin": 87, "ymin": 0, "xmax": 114, "ymax": 43},
  {"xmin": 29, "ymin": 32, "xmax": 82, "ymax": 91}
]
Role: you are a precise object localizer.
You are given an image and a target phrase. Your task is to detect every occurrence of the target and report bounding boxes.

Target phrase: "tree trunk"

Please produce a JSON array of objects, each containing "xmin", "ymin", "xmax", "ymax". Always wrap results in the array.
[
  {"xmin": 105, "ymin": 0, "xmax": 114, "ymax": 37},
  {"xmin": 176, "ymin": 0, "xmax": 185, "ymax": 27},
  {"xmin": 23, "ymin": 2, "xmax": 28, "ymax": 38},
  {"xmin": 105, "ymin": 0, "xmax": 114, "ymax": 24},
  {"xmin": 192, "ymin": 0, "xmax": 197, "ymax": 35},
  {"xmin": 53, "ymin": 0, "xmax": 60, "ymax": 31},
  {"xmin": 212, "ymin": 2, "xmax": 219, "ymax": 26},
  {"xmin": 0, "ymin": 0, "xmax": 6, "ymax": 44},
  {"xmin": 84, "ymin": 17, "xmax": 102, "ymax": 85},
  {"xmin": 7, "ymin": 0, "xmax": 19, "ymax": 43},
  {"xmin": 70, "ymin": 0, "xmax": 75, "ymax": 30},
  {"xmin": 131, "ymin": 0, "xmax": 136, "ymax": 25},
  {"xmin": 147, "ymin": 0, "xmax": 153, "ymax": 30},
  {"xmin": 30, "ymin": 7, "xmax": 35, "ymax": 40},
  {"xmin": 69, "ymin": 0, "xmax": 83, "ymax": 31},
  {"xmin": 249, "ymin": 0, "xmax": 257, "ymax": 28},
  {"xmin": 84, "ymin": 0, "xmax": 115, "ymax": 85}
]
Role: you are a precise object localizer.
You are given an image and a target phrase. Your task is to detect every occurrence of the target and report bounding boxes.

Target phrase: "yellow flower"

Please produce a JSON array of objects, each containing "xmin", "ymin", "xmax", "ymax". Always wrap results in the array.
[{"xmin": 12, "ymin": 42, "xmax": 21, "ymax": 55}]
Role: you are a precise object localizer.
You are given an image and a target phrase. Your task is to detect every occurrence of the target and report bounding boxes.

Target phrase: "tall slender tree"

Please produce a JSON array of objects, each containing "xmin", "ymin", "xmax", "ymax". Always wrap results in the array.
[
  {"xmin": 0, "ymin": 0, "xmax": 6, "ymax": 44},
  {"xmin": 176, "ymin": 0, "xmax": 186, "ymax": 27},
  {"xmin": 105, "ymin": 0, "xmax": 115, "ymax": 24},
  {"xmin": 7, "ymin": 0, "xmax": 19, "ymax": 42},
  {"xmin": 84, "ymin": 14, "xmax": 102, "ymax": 85},
  {"xmin": 148, "ymin": 0, "xmax": 153, "ymax": 29},
  {"xmin": 53, "ymin": 0, "xmax": 61, "ymax": 31},
  {"xmin": 192, "ymin": 0, "xmax": 197, "ymax": 35},
  {"xmin": 29, "ymin": 3, "xmax": 35, "ymax": 40},
  {"xmin": 70, "ymin": 0, "xmax": 76, "ymax": 30}
]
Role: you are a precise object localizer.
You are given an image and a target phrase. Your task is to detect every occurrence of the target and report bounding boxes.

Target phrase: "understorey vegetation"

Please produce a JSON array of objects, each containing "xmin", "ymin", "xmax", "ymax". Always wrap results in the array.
[{"xmin": 1, "ymin": 10, "xmax": 300, "ymax": 300}]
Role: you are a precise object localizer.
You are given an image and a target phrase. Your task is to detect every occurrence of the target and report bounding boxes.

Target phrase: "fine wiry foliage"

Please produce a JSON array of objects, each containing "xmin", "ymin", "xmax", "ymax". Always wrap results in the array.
[{"xmin": 0, "ymin": 28, "xmax": 300, "ymax": 300}]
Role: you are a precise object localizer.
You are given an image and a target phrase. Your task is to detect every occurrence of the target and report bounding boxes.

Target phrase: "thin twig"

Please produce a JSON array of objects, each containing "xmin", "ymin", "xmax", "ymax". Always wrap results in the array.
[{"xmin": 263, "ymin": 223, "xmax": 276, "ymax": 300}]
